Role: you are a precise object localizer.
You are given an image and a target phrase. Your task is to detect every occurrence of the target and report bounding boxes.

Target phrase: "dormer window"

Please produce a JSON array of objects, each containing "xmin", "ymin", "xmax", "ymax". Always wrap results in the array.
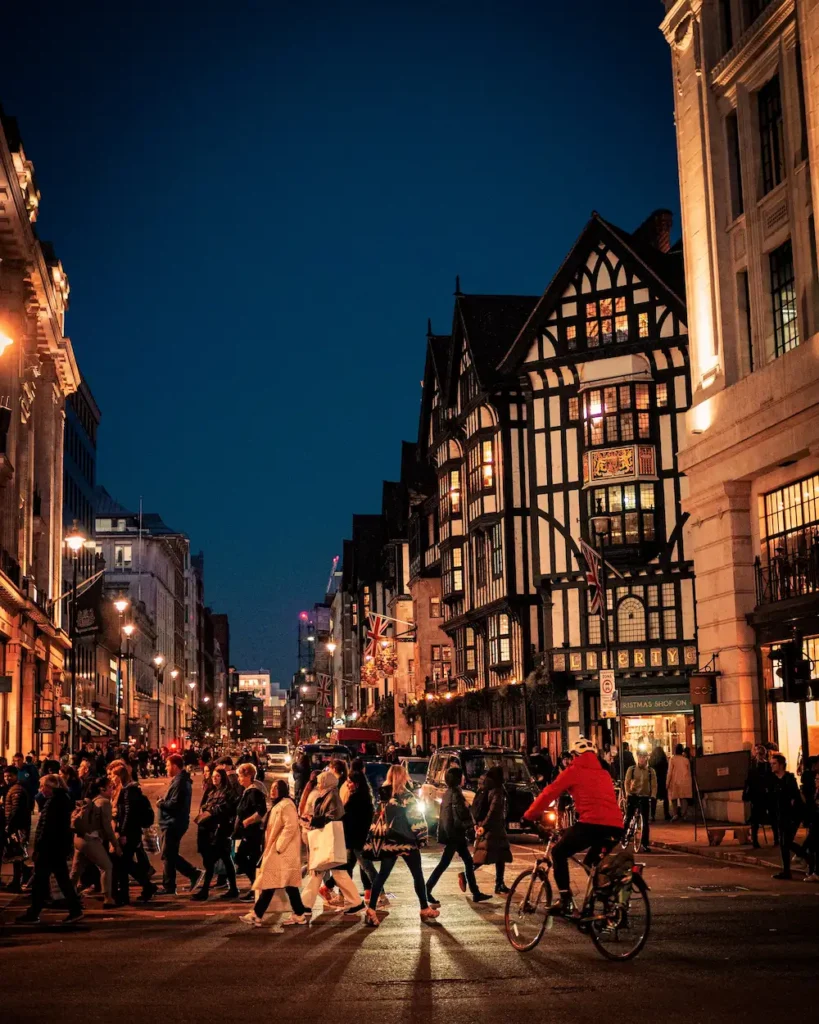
[
  {"xmin": 585, "ymin": 296, "xmax": 628, "ymax": 348},
  {"xmin": 468, "ymin": 440, "xmax": 495, "ymax": 497}
]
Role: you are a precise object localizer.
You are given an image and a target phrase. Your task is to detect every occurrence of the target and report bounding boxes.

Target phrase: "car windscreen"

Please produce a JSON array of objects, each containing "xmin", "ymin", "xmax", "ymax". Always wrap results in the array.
[
  {"xmin": 266, "ymin": 745, "xmax": 288, "ymax": 754},
  {"xmin": 405, "ymin": 760, "xmax": 428, "ymax": 774},
  {"xmin": 461, "ymin": 753, "xmax": 532, "ymax": 784}
]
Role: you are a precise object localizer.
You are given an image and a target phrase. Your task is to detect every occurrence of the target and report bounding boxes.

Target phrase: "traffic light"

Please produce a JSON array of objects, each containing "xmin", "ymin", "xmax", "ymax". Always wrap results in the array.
[{"xmin": 770, "ymin": 642, "xmax": 814, "ymax": 702}]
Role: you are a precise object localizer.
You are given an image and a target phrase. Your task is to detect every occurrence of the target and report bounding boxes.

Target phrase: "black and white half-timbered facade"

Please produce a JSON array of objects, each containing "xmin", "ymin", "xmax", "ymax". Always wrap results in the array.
[{"xmin": 500, "ymin": 211, "xmax": 698, "ymax": 758}]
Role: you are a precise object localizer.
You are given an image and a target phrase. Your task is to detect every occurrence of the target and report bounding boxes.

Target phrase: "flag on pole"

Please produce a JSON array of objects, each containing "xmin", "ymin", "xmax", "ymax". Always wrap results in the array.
[
  {"xmin": 316, "ymin": 674, "xmax": 332, "ymax": 707},
  {"xmin": 580, "ymin": 539, "xmax": 604, "ymax": 618},
  {"xmin": 364, "ymin": 614, "xmax": 389, "ymax": 658}
]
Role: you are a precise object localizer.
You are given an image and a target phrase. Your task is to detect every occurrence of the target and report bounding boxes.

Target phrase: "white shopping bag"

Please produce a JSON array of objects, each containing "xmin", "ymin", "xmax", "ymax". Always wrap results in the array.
[{"xmin": 307, "ymin": 821, "xmax": 347, "ymax": 872}]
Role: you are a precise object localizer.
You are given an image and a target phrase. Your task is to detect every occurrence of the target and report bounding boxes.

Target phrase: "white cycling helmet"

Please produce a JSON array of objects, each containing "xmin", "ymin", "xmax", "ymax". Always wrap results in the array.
[{"xmin": 570, "ymin": 737, "xmax": 596, "ymax": 756}]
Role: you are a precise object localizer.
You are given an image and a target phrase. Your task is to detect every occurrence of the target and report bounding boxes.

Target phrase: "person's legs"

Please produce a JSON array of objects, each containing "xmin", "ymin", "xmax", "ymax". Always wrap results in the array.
[
  {"xmin": 253, "ymin": 888, "xmax": 275, "ymax": 918},
  {"xmin": 300, "ymin": 871, "xmax": 323, "ymax": 912},
  {"xmin": 650, "ymin": 796, "xmax": 657, "ymax": 822},
  {"xmin": 69, "ymin": 839, "xmax": 88, "ymax": 887},
  {"xmin": 455, "ymin": 841, "xmax": 480, "ymax": 895},
  {"xmin": 352, "ymin": 849, "xmax": 376, "ymax": 890},
  {"xmin": 403, "ymin": 849, "xmax": 429, "ymax": 909},
  {"xmin": 161, "ymin": 828, "xmax": 180, "ymax": 891},
  {"xmin": 639, "ymin": 797, "xmax": 651, "ymax": 848},
  {"xmin": 79, "ymin": 837, "xmax": 114, "ymax": 899},
  {"xmin": 494, "ymin": 862, "xmax": 506, "ymax": 889},
  {"xmin": 550, "ymin": 824, "xmax": 598, "ymax": 894},
  {"xmin": 51, "ymin": 855, "xmax": 82, "ymax": 916},
  {"xmin": 662, "ymin": 795, "xmax": 671, "ymax": 820},
  {"xmin": 218, "ymin": 841, "xmax": 237, "ymax": 893},
  {"xmin": 425, "ymin": 842, "xmax": 456, "ymax": 895},
  {"xmin": 285, "ymin": 886, "xmax": 307, "ymax": 915},
  {"xmin": 367, "ymin": 855, "xmax": 397, "ymax": 909},
  {"xmin": 28, "ymin": 858, "xmax": 51, "ymax": 917},
  {"xmin": 333, "ymin": 868, "xmax": 363, "ymax": 906}
]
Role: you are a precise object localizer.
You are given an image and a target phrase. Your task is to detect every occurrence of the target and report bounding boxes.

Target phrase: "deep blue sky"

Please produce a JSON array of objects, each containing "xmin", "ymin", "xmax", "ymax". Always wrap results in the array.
[{"xmin": 2, "ymin": 1, "xmax": 680, "ymax": 687}]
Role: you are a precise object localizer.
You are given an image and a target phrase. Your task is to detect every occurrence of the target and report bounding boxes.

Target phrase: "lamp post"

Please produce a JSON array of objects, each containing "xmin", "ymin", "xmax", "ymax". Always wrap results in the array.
[
  {"xmin": 153, "ymin": 653, "xmax": 165, "ymax": 748},
  {"xmin": 122, "ymin": 623, "xmax": 135, "ymax": 741},
  {"xmin": 589, "ymin": 500, "xmax": 623, "ymax": 783},
  {"xmin": 113, "ymin": 597, "xmax": 129, "ymax": 742},
  {"xmin": 65, "ymin": 522, "xmax": 86, "ymax": 755},
  {"xmin": 170, "ymin": 668, "xmax": 179, "ymax": 745}
]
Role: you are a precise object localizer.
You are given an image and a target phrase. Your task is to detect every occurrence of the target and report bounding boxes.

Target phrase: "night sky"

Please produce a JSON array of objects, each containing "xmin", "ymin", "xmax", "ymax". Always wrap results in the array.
[{"xmin": 1, "ymin": 1, "xmax": 680, "ymax": 688}]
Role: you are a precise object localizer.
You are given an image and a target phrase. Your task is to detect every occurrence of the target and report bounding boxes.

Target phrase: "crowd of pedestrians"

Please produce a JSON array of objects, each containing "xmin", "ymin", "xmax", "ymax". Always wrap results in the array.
[{"xmin": 2, "ymin": 735, "xmax": 818, "ymax": 930}]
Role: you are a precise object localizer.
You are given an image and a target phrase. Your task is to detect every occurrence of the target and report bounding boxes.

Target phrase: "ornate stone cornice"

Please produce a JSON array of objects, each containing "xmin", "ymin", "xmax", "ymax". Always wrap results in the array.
[{"xmin": 711, "ymin": 0, "xmax": 794, "ymax": 88}]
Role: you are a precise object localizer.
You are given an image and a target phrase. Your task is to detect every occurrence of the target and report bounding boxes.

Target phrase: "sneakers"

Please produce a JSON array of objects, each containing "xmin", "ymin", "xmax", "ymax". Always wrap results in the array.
[
  {"xmin": 213, "ymin": 878, "xmax": 229, "ymax": 891},
  {"xmin": 190, "ymin": 889, "xmax": 209, "ymax": 902},
  {"xmin": 63, "ymin": 909, "xmax": 85, "ymax": 925},
  {"xmin": 281, "ymin": 913, "xmax": 308, "ymax": 926},
  {"xmin": 772, "ymin": 871, "xmax": 792, "ymax": 880},
  {"xmin": 804, "ymin": 873, "xmax": 819, "ymax": 883},
  {"xmin": 420, "ymin": 907, "xmax": 440, "ymax": 921},
  {"xmin": 137, "ymin": 882, "xmax": 158, "ymax": 903},
  {"xmin": 472, "ymin": 892, "xmax": 493, "ymax": 903},
  {"xmin": 239, "ymin": 912, "xmax": 264, "ymax": 927},
  {"xmin": 457, "ymin": 872, "xmax": 466, "ymax": 893},
  {"xmin": 549, "ymin": 891, "xmax": 576, "ymax": 917},
  {"xmin": 318, "ymin": 884, "xmax": 335, "ymax": 905},
  {"xmin": 342, "ymin": 902, "xmax": 366, "ymax": 917},
  {"xmin": 239, "ymin": 891, "xmax": 256, "ymax": 902},
  {"xmin": 186, "ymin": 870, "xmax": 204, "ymax": 892},
  {"xmin": 217, "ymin": 889, "xmax": 240, "ymax": 901},
  {"xmin": 158, "ymin": 887, "xmax": 177, "ymax": 896},
  {"xmin": 426, "ymin": 892, "xmax": 441, "ymax": 908}
]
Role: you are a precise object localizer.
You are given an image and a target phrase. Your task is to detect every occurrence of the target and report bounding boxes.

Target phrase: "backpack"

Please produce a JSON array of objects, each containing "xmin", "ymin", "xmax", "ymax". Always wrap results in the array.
[
  {"xmin": 71, "ymin": 798, "xmax": 95, "ymax": 838},
  {"xmin": 131, "ymin": 787, "xmax": 155, "ymax": 828}
]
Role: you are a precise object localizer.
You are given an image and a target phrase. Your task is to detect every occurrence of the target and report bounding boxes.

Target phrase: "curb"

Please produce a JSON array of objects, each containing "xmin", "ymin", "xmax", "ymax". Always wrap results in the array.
[{"xmin": 651, "ymin": 839, "xmax": 781, "ymax": 870}]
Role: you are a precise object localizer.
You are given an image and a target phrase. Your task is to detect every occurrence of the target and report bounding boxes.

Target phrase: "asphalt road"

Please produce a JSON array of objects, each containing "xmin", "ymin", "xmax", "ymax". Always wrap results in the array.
[{"xmin": 2, "ymin": 774, "xmax": 817, "ymax": 1024}]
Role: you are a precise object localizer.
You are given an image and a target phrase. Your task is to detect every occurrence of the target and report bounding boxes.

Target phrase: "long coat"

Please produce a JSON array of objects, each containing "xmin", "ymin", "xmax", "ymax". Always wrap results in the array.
[
  {"xmin": 471, "ymin": 786, "xmax": 512, "ymax": 866},
  {"xmin": 667, "ymin": 754, "xmax": 693, "ymax": 801},
  {"xmin": 252, "ymin": 798, "xmax": 302, "ymax": 891}
]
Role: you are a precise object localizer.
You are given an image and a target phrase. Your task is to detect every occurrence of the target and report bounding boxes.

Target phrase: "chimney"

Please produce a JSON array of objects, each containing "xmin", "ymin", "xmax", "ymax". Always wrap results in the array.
[{"xmin": 632, "ymin": 209, "xmax": 673, "ymax": 254}]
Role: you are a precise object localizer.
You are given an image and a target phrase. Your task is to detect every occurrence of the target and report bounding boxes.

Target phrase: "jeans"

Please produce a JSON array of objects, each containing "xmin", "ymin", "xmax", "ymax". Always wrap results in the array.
[
  {"xmin": 114, "ymin": 839, "xmax": 151, "ymax": 904},
  {"xmin": 254, "ymin": 886, "xmax": 306, "ymax": 918},
  {"xmin": 625, "ymin": 796, "xmax": 651, "ymax": 848},
  {"xmin": 161, "ymin": 827, "xmax": 199, "ymax": 890},
  {"xmin": 201, "ymin": 839, "xmax": 237, "ymax": 894},
  {"xmin": 367, "ymin": 849, "xmax": 428, "ymax": 910},
  {"xmin": 426, "ymin": 840, "xmax": 479, "ymax": 896},
  {"xmin": 30, "ymin": 854, "xmax": 81, "ymax": 917},
  {"xmin": 347, "ymin": 848, "xmax": 375, "ymax": 890},
  {"xmin": 70, "ymin": 835, "xmax": 114, "ymax": 898},
  {"xmin": 550, "ymin": 823, "xmax": 623, "ymax": 893}
]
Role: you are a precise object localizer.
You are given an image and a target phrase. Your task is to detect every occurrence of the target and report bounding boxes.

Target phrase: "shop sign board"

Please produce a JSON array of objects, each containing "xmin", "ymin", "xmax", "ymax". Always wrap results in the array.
[
  {"xmin": 599, "ymin": 670, "xmax": 617, "ymax": 719},
  {"xmin": 619, "ymin": 693, "xmax": 692, "ymax": 716},
  {"xmin": 690, "ymin": 673, "xmax": 718, "ymax": 705}
]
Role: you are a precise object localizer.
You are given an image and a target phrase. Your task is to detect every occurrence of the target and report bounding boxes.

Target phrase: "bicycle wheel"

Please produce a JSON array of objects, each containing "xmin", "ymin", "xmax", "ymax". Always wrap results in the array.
[
  {"xmin": 505, "ymin": 867, "xmax": 552, "ymax": 952},
  {"xmin": 630, "ymin": 811, "xmax": 643, "ymax": 853},
  {"xmin": 587, "ymin": 876, "xmax": 651, "ymax": 961}
]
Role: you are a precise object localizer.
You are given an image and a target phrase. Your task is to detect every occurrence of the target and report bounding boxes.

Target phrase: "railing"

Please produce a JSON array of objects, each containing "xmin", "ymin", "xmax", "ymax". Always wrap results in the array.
[{"xmin": 754, "ymin": 553, "xmax": 819, "ymax": 606}]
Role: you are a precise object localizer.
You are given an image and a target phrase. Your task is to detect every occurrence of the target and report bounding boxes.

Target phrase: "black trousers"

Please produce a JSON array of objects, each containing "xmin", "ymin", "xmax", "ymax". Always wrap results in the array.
[
  {"xmin": 650, "ymin": 795, "xmax": 671, "ymax": 821},
  {"xmin": 368, "ymin": 849, "xmax": 428, "ymax": 910},
  {"xmin": 550, "ymin": 823, "xmax": 624, "ymax": 893},
  {"xmin": 426, "ymin": 840, "xmax": 479, "ymax": 896},
  {"xmin": 161, "ymin": 828, "xmax": 198, "ymax": 890},
  {"xmin": 114, "ymin": 839, "xmax": 151, "ymax": 904},
  {"xmin": 235, "ymin": 836, "xmax": 264, "ymax": 884},
  {"xmin": 253, "ymin": 886, "xmax": 306, "ymax": 917},
  {"xmin": 30, "ymin": 854, "xmax": 81, "ymax": 917},
  {"xmin": 625, "ymin": 796, "xmax": 651, "ymax": 848},
  {"xmin": 201, "ymin": 839, "xmax": 237, "ymax": 893}
]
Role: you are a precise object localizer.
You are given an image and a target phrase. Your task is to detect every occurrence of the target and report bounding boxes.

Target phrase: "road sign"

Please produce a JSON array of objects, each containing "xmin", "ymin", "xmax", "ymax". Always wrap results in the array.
[{"xmin": 599, "ymin": 669, "xmax": 617, "ymax": 719}]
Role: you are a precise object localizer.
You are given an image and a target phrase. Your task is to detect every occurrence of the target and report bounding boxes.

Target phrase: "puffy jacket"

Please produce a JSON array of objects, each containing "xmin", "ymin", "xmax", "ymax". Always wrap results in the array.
[
  {"xmin": 524, "ymin": 751, "xmax": 623, "ymax": 829},
  {"xmin": 158, "ymin": 770, "xmax": 193, "ymax": 831}
]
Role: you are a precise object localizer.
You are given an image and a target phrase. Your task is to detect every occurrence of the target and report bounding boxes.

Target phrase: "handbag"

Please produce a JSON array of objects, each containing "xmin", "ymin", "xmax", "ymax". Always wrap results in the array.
[
  {"xmin": 361, "ymin": 809, "xmax": 387, "ymax": 860},
  {"xmin": 142, "ymin": 825, "xmax": 161, "ymax": 854},
  {"xmin": 472, "ymin": 833, "xmax": 490, "ymax": 867},
  {"xmin": 2, "ymin": 831, "xmax": 28, "ymax": 862},
  {"xmin": 307, "ymin": 820, "xmax": 346, "ymax": 872}
]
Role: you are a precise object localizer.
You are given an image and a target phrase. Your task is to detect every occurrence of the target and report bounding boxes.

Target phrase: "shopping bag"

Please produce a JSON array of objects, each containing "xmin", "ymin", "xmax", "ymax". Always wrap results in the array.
[{"xmin": 307, "ymin": 820, "xmax": 347, "ymax": 871}]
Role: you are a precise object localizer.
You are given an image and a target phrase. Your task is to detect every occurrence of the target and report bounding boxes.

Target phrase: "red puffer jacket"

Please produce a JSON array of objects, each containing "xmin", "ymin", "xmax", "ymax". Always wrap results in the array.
[{"xmin": 524, "ymin": 751, "xmax": 623, "ymax": 829}]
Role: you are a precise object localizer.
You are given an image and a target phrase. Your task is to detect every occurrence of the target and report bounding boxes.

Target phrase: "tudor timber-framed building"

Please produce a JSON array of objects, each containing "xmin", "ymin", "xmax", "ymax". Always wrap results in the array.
[{"xmin": 501, "ymin": 212, "xmax": 698, "ymax": 759}]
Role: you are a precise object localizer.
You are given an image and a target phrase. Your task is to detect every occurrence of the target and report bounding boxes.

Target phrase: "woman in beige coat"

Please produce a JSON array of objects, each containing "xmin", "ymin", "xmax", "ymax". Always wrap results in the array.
[
  {"xmin": 667, "ymin": 744, "xmax": 693, "ymax": 820},
  {"xmin": 240, "ymin": 780, "xmax": 308, "ymax": 928}
]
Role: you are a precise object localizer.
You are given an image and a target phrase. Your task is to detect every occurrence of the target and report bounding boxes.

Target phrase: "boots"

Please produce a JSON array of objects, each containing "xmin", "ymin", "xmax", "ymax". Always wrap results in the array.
[{"xmin": 549, "ymin": 890, "xmax": 576, "ymax": 917}]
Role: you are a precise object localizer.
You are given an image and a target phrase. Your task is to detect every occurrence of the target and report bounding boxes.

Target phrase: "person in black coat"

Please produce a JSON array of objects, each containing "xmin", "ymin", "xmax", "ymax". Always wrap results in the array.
[
  {"xmin": 650, "ymin": 744, "xmax": 671, "ymax": 823},
  {"xmin": 769, "ymin": 753, "xmax": 804, "ymax": 880},
  {"xmin": 110, "ymin": 764, "xmax": 157, "ymax": 906},
  {"xmin": 743, "ymin": 744, "xmax": 774, "ymax": 848},
  {"xmin": 472, "ymin": 765, "xmax": 513, "ymax": 895},
  {"xmin": 15, "ymin": 775, "xmax": 83, "ymax": 925},
  {"xmin": 192, "ymin": 766, "xmax": 239, "ymax": 901},
  {"xmin": 292, "ymin": 754, "xmax": 311, "ymax": 805},
  {"xmin": 2, "ymin": 765, "xmax": 33, "ymax": 891},
  {"xmin": 425, "ymin": 767, "xmax": 492, "ymax": 904},
  {"xmin": 342, "ymin": 770, "xmax": 376, "ymax": 893},
  {"xmin": 233, "ymin": 763, "xmax": 268, "ymax": 897}
]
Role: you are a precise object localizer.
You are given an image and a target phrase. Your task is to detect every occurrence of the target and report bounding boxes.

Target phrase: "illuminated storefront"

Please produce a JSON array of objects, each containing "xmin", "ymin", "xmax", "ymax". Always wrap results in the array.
[{"xmin": 618, "ymin": 692, "xmax": 694, "ymax": 755}]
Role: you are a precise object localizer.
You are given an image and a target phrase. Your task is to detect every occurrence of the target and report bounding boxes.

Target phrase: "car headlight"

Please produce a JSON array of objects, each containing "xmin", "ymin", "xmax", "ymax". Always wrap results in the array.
[{"xmin": 285, "ymin": 754, "xmax": 292, "ymax": 764}]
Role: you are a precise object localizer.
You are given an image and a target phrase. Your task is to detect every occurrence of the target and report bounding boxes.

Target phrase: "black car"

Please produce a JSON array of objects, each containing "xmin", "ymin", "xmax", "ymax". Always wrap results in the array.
[{"xmin": 419, "ymin": 746, "xmax": 539, "ymax": 833}]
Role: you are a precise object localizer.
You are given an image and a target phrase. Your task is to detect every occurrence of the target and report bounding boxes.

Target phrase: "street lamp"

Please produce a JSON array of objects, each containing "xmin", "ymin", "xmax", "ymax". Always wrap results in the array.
[
  {"xmin": 113, "ymin": 597, "xmax": 129, "ymax": 742},
  {"xmin": 122, "ymin": 623, "xmax": 135, "ymax": 739},
  {"xmin": 170, "ymin": 669, "xmax": 180, "ymax": 743},
  {"xmin": 65, "ymin": 521, "xmax": 86, "ymax": 754},
  {"xmin": 153, "ymin": 653, "xmax": 165, "ymax": 747}
]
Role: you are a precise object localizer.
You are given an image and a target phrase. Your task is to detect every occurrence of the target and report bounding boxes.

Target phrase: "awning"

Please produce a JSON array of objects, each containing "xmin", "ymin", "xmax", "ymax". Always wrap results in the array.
[{"xmin": 61, "ymin": 706, "xmax": 117, "ymax": 736}]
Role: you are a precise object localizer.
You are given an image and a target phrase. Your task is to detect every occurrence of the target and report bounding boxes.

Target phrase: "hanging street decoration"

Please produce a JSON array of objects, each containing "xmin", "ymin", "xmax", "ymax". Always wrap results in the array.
[
  {"xmin": 364, "ymin": 613, "xmax": 390, "ymax": 657},
  {"xmin": 316, "ymin": 673, "xmax": 332, "ymax": 707},
  {"xmin": 360, "ymin": 658, "xmax": 379, "ymax": 686},
  {"xmin": 580, "ymin": 538, "xmax": 604, "ymax": 618},
  {"xmin": 374, "ymin": 642, "xmax": 398, "ymax": 675}
]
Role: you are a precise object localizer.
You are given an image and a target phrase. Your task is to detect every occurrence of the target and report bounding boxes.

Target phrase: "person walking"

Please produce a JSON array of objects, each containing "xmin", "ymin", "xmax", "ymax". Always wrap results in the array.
[
  {"xmin": 15, "ymin": 774, "xmax": 83, "ymax": 925},
  {"xmin": 667, "ymin": 743, "xmax": 693, "ymax": 821},
  {"xmin": 743, "ymin": 744, "xmax": 774, "ymax": 848},
  {"xmin": 2, "ymin": 765, "xmax": 33, "ymax": 892},
  {"xmin": 800, "ymin": 755, "xmax": 819, "ymax": 882},
  {"xmin": 11, "ymin": 753, "xmax": 38, "ymax": 804},
  {"xmin": 292, "ymin": 753, "xmax": 311, "ymax": 806},
  {"xmin": 471, "ymin": 765, "xmax": 513, "ymax": 895},
  {"xmin": 69, "ymin": 777, "xmax": 121, "ymax": 908},
  {"xmin": 300, "ymin": 771, "xmax": 365, "ymax": 917},
  {"xmin": 109, "ymin": 763, "xmax": 157, "ymax": 906},
  {"xmin": 191, "ymin": 765, "xmax": 239, "ymax": 901},
  {"xmin": 649, "ymin": 744, "xmax": 670, "ymax": 822},
  {"xmin": 157, "ymin": 754, "xmax": 200, "ymax": 894},
  {"xmin": 240, "ymin": 779, "xmax": 308, "ymax": 928},
  {"xmin": 363, "ymin": 764, "xmax": 437, "ymax": 927},
  {"xmin": 425, "ymin": 767, "xmax": 492, "ymax": 905},
  {"xmin": 769, "ymin": 752, "xmax": 804, "ymax": 880},
  {"xmin": 624, "ymin": 750, "xmax": 657, "ymax": 852},
  {"xmin": 341, "ymin": 769, "xmax": 377, "ymax": 900},
  {"xmin": 234, "ymin": 762, "xmax": 268, "ymax": 899}
]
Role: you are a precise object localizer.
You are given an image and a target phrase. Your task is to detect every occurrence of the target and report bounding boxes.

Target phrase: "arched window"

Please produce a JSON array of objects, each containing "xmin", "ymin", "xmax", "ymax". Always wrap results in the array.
[{"xmin": 617, "ymin": 597, "xmax": 646, "ymax": 643}]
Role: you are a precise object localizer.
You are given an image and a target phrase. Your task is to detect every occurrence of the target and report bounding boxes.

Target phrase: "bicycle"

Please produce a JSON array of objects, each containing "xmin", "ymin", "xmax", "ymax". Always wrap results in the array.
[
  {"xmin": 504, "ymin": 813, "xmax": 651, "ymax": 961},
  {"xmin": 615, "ymin": 783, "xmax": 643, "ymax": 853}
]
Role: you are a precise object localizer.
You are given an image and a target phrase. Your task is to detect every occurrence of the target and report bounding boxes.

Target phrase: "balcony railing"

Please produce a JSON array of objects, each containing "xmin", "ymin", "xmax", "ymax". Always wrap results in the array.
[{"xmin": 754, "ymin": 554, "xmax": 819, "ymax": 606}]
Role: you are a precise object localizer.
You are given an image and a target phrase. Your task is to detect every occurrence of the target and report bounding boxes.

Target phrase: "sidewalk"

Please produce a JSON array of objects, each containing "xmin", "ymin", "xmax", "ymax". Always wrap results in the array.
[{"xmin": 648, "ymin": 818, "xmax": 809, "ymax": 872}]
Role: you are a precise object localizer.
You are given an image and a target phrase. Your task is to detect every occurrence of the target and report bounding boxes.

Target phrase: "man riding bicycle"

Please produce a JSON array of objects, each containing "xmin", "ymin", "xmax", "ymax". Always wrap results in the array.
[{"xmin": 523, "ymin": 737, "xmax": 623, "ymax": 915}]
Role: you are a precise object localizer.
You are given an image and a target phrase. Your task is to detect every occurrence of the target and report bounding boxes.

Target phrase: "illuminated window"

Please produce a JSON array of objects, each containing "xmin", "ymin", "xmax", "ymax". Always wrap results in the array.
[
  {"xmin": 566, "ymin": 324, "xmax": 577, "ymax": 349},
  {"xmin": 482, "ymin": 441, "xmax": 494, "ymax": 488},
  {"xmin": 617, "ymin": 597, "xmax": 646, "ymax": 643},
  {"xmin": 638, "ymin": 312, "xmax": 649, "ymax": 338},
  {"xmin": 475, "ymin": 534, "xmax": 487, "ymax": 588},
  {"xmin": 457, "ymin": 626, "xmax": 477, "ymax": 674},
  {"xmin": 115, "ymin": 544, "xmax": 132, "ymax": 569},
  {"xmin": 429, "ymin": 597, "xmax": 441, "ymax": 618},
  {"xmin": 587, "ymin": 483, "xmax": 657, "ymax": 547},
  {"xmin": 663, "ymin": 609, "xmax": 678, "ymax": 640},
  {"xmin": 657, "ymin": 382, "xmax": 668, "ymax": 407},
  {"xmin": 442, "ymin": 546, "xmax": 464, "ymax": 595},
  {"xmin": 770, "ymin": 240, "xmax": 799, "ymax": 356},
  {"xmin": 762, "ymin": 474, "xmax": 819, "ymax": 566},
  {"xmin": 491, "ymin": 523, "xmax": 503, "ymax": 578},
  {"xmin": 568, "ymin": 397, "xmax": 579, "ymax": 420},
  {"xmin": 489, "ymin": 613, "xmax": 512, "ymax": 665},
  {"xmin": 585, "ymin": 296, "xmax": 629, "ymax": 348}
]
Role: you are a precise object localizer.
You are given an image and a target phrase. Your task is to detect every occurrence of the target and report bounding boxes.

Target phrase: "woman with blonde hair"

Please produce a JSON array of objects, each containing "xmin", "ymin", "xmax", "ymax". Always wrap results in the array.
[{"xmin": 362, "ymin": 763, "xmax": 437, "ymax": 927}]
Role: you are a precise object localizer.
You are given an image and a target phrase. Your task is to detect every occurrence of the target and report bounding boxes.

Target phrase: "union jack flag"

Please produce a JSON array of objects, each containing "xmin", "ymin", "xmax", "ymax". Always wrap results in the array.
[
  {"xmin": 580, "ymin": 539, "xmax": 605, "ymax": 618},
  {"xmin": 316, "ymin": 673, "xmax": 332, "ymax": 707},
  {"xmin": 364, "ymin": 613, "xmax": 389, "ymax": 658}
]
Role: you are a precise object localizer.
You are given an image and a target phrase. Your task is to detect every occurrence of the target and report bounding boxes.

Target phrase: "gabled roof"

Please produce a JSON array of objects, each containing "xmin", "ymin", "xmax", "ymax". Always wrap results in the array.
[
  {"xmin": 455, "ymin": 293, "xmax": 539, "ymax": 389},
  {"xmin": 498, "ymin": 211, "xmax": 686, "ymax": 374}
]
